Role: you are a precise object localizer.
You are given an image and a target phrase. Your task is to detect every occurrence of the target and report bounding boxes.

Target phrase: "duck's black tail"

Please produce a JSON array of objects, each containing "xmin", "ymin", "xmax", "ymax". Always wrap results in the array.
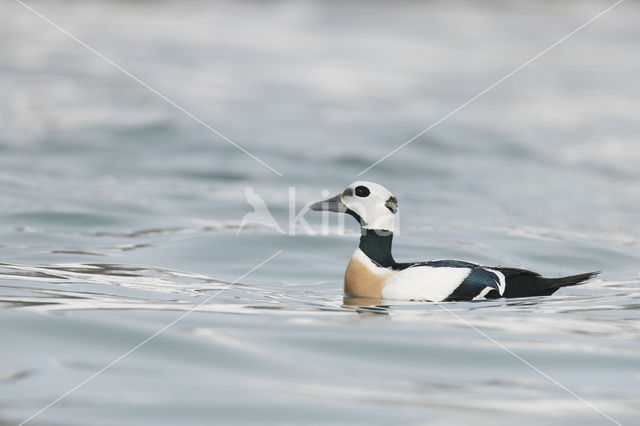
[
  {"xmin": 542, "ymin": 271, "xmax": 600, "ymax": 292},
  {"xmin": 497, "ymin": 268, "xmax": 600, "ymax": 298}
]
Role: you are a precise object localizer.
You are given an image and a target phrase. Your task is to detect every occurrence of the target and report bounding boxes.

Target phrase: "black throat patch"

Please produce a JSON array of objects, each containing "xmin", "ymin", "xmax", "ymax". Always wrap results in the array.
[{"xmin": 359, "ymin": 230, "xmax": 395, "ymax": 268}]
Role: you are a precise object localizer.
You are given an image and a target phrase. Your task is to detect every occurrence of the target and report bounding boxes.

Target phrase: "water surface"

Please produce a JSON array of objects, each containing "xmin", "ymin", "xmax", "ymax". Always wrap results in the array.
[{"xmin": 1, "ymin": 0, "xmax": 639, "ymax": 425}]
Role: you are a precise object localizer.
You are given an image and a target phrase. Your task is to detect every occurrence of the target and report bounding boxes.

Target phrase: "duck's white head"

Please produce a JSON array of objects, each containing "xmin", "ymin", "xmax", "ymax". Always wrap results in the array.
[{"xmin": 310, "ymin": 181, "xmax": 398, "ymax": 232}]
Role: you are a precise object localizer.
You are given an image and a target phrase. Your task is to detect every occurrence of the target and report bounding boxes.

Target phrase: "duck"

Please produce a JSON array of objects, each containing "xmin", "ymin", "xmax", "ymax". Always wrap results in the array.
[{"xmin": 309, "ymin": 181, "xmax": 598, "ymax": 302}]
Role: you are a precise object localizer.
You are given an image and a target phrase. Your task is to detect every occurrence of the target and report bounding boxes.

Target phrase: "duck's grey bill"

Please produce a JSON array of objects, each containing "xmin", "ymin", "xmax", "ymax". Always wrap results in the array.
[{"xmin": 309, "ymin": 194, "xmax": 347, "ymax": 212}]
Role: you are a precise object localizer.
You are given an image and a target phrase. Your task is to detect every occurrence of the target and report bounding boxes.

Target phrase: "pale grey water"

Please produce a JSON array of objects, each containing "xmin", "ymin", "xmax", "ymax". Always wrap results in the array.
[{"xmin": 1, "ymin": 0, "xmax": 640, "ymax": 425}]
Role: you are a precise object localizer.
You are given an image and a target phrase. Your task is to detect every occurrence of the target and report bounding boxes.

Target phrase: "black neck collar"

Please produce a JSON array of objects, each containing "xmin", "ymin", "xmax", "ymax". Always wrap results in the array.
[{"xmin": 359, "ymin": 229, "xmax": 395, "ymax": 268}]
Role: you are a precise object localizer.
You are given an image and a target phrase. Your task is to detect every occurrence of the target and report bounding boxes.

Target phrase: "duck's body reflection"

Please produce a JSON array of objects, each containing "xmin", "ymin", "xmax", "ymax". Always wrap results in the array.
[{"xmin": 343, "ymin": 295, "xmax": 390, "ymax": 316}]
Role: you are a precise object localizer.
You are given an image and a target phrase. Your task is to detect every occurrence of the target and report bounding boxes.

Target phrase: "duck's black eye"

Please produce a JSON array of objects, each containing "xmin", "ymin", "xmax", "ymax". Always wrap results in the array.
[{"xmin": 355, "ymin": 185, "xmax": 370, "ymax": 197}]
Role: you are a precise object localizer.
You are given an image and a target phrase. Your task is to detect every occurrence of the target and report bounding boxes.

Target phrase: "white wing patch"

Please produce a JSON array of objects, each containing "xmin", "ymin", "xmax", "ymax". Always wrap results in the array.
[
  {"xmin": 472, "ymin": 286, "xmax": 493, "ymax": 300},
  {"xmin": 381, "ymin": 266, "xmax": 471, "ymax": 301},
  {"xmin": 484, "ymin": 268, "xmax": 506, "ymax": 296}
]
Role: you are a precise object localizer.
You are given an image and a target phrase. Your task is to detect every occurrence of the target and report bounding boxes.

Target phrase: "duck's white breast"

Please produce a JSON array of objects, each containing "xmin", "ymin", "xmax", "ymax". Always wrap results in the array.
[{"xmin": 381, "ymin": 266, "xmax": 472, "ymax": 301}]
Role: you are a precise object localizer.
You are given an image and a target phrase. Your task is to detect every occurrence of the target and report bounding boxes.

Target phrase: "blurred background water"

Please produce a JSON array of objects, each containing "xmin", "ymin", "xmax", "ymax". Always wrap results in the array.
[{"xmin": 1, "ymin": 0, "xmax": 639, "ymax": 425}]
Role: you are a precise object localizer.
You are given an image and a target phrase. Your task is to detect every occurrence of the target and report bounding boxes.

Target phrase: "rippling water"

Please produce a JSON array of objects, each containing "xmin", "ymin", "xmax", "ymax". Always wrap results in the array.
[{"xmin": 1, "ymin": 0, "xmax": 639, "ymax": 425}]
